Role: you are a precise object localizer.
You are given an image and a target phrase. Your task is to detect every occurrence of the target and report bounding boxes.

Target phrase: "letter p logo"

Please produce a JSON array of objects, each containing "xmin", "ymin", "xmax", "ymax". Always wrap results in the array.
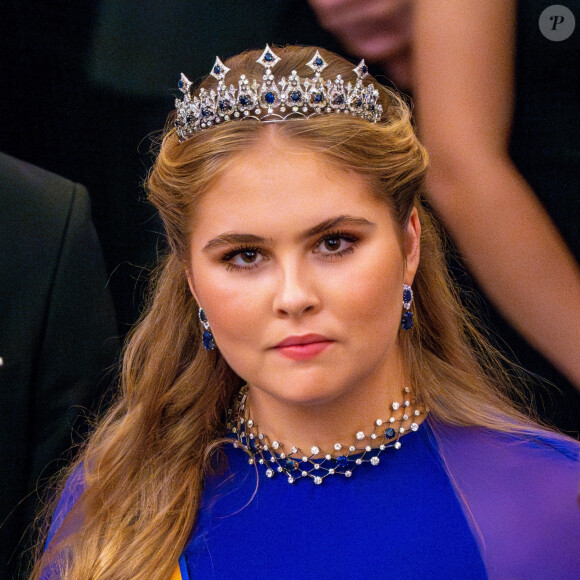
[
  {"xmin": 550, "ymin": 14, "xmax": 566, "ymax": 30},
  {"xmin": 539, "ymin": 5, "xmax": 576, "ymax": 41}
]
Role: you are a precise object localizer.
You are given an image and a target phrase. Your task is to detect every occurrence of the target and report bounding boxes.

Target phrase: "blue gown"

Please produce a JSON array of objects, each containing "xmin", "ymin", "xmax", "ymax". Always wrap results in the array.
[
  {"xmin": 181, "ymin": 423, "xmax": 487, "ymax": 579},
  {"xmin": 45, "ymin": 420, "xmax": 580, "ymax": 580}
]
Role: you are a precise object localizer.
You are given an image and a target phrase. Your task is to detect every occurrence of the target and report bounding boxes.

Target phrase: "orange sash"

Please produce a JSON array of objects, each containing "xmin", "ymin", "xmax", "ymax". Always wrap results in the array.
[{"xmin": 170, "ymin": 564, "xmax": 182, "ymax": 580}]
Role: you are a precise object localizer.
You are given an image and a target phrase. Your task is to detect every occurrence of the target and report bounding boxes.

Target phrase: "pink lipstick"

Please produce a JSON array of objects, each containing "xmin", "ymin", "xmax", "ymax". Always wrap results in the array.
[{"xmin": 274, "ymin": 334, "xmax": 334, "ymax": 361}]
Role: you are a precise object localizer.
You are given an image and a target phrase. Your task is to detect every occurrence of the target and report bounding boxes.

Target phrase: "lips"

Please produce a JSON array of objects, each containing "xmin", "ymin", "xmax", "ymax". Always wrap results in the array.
[
  {"xmin": 275, "ymin": 334, "xmax": 331, "ymax": 348},
  {"xmin": 273, "ymin": 334, "xmax": 334, "ymax": 361}
]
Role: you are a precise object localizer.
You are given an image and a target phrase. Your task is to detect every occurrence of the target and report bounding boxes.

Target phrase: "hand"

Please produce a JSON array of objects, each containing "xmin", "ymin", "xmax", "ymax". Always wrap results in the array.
[{"xmin": 308, "ymin": 0, "xmax": 414, "ymax": 89}]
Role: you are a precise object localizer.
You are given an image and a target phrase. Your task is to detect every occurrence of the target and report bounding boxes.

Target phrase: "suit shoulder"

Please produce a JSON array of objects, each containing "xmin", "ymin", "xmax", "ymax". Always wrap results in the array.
[{"xmin": 0, "ymin": 152, "xmax": 89, "ymax": 221}]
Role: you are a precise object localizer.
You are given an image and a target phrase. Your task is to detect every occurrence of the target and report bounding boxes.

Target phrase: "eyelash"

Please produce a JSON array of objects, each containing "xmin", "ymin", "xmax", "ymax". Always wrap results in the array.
[
  {"xmin": 220, "ymin": 230, "xmax": 360, "ymax": 272},
  {"xmin": 317, "ymin": 230, "xmax": 360, "ymax": 258},
  {"xmin": 222, "ymin": 246, "xmax": 263, "ymax": 272}
]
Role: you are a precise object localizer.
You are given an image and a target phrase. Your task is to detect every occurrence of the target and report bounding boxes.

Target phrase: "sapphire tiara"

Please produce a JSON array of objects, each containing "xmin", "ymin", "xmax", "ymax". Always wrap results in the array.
[{"xmin": 174, "ymin": 45, "xmax": 383, "ymax": 141}]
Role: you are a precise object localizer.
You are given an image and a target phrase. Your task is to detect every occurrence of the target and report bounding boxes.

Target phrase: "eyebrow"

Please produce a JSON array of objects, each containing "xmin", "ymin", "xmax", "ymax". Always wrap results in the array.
[
  {"xmin": 203, "ymin": 233, "xmax": 273, "ymax": 251},
  {"xmin": 202, "ymin": 215, "xmax": 375, "ymax": 252},
  {"xmin": 303, "ymin": 215, "xmax": 375, "ymax": 238}
]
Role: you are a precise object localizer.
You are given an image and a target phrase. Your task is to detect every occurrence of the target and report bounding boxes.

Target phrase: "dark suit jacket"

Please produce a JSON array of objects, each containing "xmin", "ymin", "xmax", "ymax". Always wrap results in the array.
[{"xmin": 0, "ymin": 153, "xmax": 119, "ymax": 578}]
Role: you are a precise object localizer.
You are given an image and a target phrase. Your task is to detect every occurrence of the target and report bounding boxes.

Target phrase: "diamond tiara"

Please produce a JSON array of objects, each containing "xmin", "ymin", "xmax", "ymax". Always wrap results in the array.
[{"xmin": 174, "ymin": 45, "xmax": 383, "ymax": 141}]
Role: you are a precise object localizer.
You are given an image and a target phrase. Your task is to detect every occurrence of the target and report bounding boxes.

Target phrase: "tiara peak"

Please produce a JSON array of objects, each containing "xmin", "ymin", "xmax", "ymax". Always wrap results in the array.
[{"xmin": 174, "ymin": 45, "xmax": 383, "ymax": 141}]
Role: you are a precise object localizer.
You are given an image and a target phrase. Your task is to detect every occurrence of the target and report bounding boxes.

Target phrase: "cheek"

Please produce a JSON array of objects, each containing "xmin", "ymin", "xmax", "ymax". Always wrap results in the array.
[
  {"xmin": 344, "ymin": 253, "xmax": 404, "ymax": 334},
  {"xmin": 198, "ymin": 292, "xmax": 260, "ymax": 381},
  {"xmin": 193, "ymin": 272, "xmax": 265, "ymax": 366}
]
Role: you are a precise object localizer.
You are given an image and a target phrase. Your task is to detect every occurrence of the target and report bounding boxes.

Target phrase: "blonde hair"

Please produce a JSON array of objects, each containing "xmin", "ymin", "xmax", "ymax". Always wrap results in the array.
[{"xmin": 32, "ymin": 46, "xmax": 542, "ymax": 579}]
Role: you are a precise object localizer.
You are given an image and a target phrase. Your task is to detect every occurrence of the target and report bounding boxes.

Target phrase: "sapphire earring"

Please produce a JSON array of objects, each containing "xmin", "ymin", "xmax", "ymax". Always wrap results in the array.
[
  {"xmin": 401, "ymin": 284, "xmax": 414, "ymax": 331},
  {"xmin": 199, "ymin": 308, "xmax": 216, "ymax": 351}
]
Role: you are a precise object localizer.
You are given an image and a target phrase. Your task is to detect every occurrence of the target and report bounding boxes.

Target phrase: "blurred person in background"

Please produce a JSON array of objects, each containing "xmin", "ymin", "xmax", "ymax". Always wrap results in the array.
[{"xmin": 0, "ymin": 153, "xmax": 119, "ymax": 578}]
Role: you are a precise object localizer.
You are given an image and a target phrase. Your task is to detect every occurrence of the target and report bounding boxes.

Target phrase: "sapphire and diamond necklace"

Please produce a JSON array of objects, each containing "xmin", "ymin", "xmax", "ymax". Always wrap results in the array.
[{"xmin": 227, "ymin": 385, "xmax": 426, "ymax": 485}]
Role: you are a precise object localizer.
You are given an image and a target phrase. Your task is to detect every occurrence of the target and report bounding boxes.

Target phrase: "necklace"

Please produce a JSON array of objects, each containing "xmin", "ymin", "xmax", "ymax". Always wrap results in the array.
[{"xmin": 227, "ymin": 386, "xmax": 426, "ymax": 485}]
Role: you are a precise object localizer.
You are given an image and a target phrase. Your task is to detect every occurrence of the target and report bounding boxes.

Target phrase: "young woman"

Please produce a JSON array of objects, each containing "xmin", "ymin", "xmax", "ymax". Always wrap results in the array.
[{"xmin": 33, "ymin": 45, "xmax": 579, "ymax": 580}]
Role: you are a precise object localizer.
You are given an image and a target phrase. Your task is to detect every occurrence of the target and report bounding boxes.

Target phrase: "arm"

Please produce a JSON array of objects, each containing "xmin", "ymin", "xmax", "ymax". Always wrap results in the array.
[
  {"xmin": 413, "ymin": 0, "xmax": 580, "ymax": 388},
  {"xmin": 308, "ymin": 0, "xmax": 414, "ymax": 89}
]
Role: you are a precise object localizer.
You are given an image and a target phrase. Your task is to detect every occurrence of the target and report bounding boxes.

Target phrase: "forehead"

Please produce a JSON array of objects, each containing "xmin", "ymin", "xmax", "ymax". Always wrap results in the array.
[{"xmin": 190, "ymin": 139, "xmax": 393, "ymax": 241}]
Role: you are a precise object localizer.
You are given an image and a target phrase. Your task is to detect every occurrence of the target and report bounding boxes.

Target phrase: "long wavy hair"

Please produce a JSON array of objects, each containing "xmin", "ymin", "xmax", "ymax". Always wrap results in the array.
[{"xmin": 32, "ymin": 46, "xmax": 544, "ymax": 579}]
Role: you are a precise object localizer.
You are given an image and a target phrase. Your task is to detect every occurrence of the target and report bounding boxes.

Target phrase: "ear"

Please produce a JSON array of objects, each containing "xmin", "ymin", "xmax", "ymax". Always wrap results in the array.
[
  {"xmin": 403, "ymin": 207, "xmax": 421, "ymax": 285},
  {"xmin": 185, "ymin": 269, "xmax": 200, "ymax": 305}
]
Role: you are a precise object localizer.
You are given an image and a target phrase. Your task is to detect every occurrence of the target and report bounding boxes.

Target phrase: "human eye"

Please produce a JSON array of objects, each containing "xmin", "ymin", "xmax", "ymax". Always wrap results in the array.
[
  {"xmin": 221, "ymin": 246, "xmax": 266, "ymax": 271},
  {"xmin": 315, "ymin": 231, "xmax": 360, "ymax": 258}
]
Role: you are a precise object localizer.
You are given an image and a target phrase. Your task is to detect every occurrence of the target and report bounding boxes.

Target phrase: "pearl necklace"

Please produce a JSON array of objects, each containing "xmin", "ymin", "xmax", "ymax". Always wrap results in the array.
[{"xmin": 227, "ymin": 386, "xmax": 426, "ymax": 485}]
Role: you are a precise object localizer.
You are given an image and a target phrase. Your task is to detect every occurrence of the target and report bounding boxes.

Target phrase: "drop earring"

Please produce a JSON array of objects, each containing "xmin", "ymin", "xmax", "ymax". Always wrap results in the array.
[
  {"xmin": 199, "ymin": 308, "xmax": 216, "ymax": 351},
  {"xmin": 401, "ymin": 284, "xmax": 414, "ymax": 331}
]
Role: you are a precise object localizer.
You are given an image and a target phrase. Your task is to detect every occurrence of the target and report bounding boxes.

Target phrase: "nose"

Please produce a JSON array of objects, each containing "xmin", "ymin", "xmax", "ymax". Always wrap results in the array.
[{"xmin": 272, "ymin": 260, "xmax": 321, "ymax": 318}]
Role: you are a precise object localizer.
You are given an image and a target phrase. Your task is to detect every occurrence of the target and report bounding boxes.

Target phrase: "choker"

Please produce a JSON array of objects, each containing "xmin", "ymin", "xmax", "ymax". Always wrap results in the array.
[{"xmin": 227, "ymin": 386, "xmax": 425, "ymax": 485}]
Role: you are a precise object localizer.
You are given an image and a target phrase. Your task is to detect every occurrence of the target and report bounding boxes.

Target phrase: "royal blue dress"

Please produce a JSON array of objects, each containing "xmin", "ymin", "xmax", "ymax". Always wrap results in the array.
[
  {"xmin": 180, "ymin": 423, "xmax": 487, "ymax": 579},
  {"xmin": 45, "ymin": 420, "xmax": 580, "ymax": 580}
]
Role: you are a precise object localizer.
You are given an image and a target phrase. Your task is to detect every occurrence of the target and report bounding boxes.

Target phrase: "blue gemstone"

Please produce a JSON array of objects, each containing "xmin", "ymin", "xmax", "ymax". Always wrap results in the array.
[
  {"xmin": 336, "ymin": 456, "xmax": 349, "ymax": 469},
  {"xmin": 314, "ymin": 92, "xmax": 323, "ymax": 103},
  {"xmin": 218, "ymin": 99, "xmax": 230, "ymax": 111},
  {"xmin": 203, "ymin": 330, "xmax": 215, "ymax": 350},
  {"xmin": 213, "ymin": 65, "xmax": 221, "ymax": 74},
  {"xmin": 333, "ymin": 95, "xmax": 344, "ymax": 105},
  {"xmin": 239, "ymin": 95, "xmax": 250, "ymax": 106},
  {"xmin": 178, "ymin": 80, "xmax": 184, "ymax": 89},
  {"xmin": 290, "ymin": 91, "xmax": 301, "ymax": 102},
  {"xmin": 265, "ymin": 91, "xmax": 275, "ymax": 104},
  {"xmin": 285, "ymin": 459, "xmax": 298, "ymax": 471},
  {"xmin": 354, "ymin": 98, "xmax": 362, "ymax": 107},
  {"xmin": 385, "ymin": 427, "xmax": 396, "ymax": 439},
  {"xmin": 201, "ymin": 107, "xmax": 211, "ymax": 118},
  {"xmin": 264, "ymin": 52, "xmax": 273, "ymax": 62},
  {"xmin": 185, "ymin": 115, "xmax": 192, "ymax": 123},
  {"xmin": 361, "ymin": 65, "xmax": 368, "ymax": 74},
  {"xmin": 199, "ymin": 309, "xmax": 208, "ymax": 323},
  {"xmin": 401, "ymin": 311, "xmax": 414, "ymax": 331},
  {"xmin": 315, "ymin": 57, "xmax": 323, "ymax": 66},
  {"xmin": 403, "ymin": 288, "xmax": 412, "ymax": 304}
]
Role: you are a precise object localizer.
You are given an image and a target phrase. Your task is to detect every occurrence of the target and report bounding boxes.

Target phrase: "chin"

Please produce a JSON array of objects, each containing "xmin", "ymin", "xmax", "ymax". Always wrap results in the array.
[
  {"xmin": 263, "ymin": 369, "xmax": 350, "ymax": 408},
  {"xmin": 282, "ymin": 389, "xmax": 338, "ymax": 407}
]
